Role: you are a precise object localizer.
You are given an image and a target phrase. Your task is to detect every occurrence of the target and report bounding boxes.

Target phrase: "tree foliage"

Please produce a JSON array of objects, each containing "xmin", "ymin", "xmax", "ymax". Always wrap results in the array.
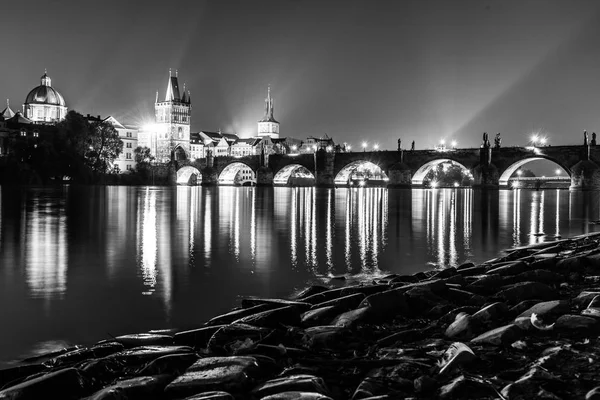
[
  {"xmin": 425, "ymin": 162, "xmax": 474, "ymax": 186},
  {"xmin": 85, "ymin": 120, "xmax": 123, "ymax": 173}
]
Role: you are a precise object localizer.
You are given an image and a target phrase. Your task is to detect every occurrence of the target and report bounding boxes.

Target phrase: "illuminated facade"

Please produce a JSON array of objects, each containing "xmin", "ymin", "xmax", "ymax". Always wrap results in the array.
[
  {"xmin": 257, "ymin": 86, "xmax": 279, "ymax": 138},
  {"xmin": 23, "ymin": 72, "xmax": 67, "ymax": 124},
  {"xmin": 104, "ymin": 116, "xmax": 138, "ymax": 172}
]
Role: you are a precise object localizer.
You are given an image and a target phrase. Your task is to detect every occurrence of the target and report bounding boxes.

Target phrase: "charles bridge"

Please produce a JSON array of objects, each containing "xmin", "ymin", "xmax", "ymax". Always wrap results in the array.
[{"xmin": 163, "ymin": 143, "xmax": 600, "ymax": 190}]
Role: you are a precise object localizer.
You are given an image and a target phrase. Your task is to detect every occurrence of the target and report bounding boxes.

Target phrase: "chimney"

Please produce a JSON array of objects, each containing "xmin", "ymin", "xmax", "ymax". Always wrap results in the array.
[{"xmin": 97, "ymin": 115, "xmax": 101, "ymax": 120}]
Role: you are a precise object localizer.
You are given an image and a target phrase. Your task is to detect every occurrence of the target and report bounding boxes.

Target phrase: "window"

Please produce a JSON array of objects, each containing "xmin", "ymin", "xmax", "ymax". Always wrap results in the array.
[
  {"xmin": 126, "ymin": 143, "xmax": 132, "ymax": 148},
  {"xmin": 33, "ymin": 131, "xmax": 39, "ymax": 138},
  {"xmin": 20, "ymin": 130, "xmax": 26, "ymax": 137},
  {"xmin": 126, "ymin": 153, "xmax": 132, "ymax": 159},
  {"xmin": 126, "ymin": 132, "xmax": 132, "ymax": 138},
  {"xmin": 126, "ymin": 165, "xmax": 132, "ymax": 171}
]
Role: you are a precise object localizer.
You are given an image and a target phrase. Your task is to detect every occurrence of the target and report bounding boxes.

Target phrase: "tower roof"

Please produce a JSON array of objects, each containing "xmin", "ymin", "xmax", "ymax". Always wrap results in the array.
[
  {"xmin": 165, "ymin": 76, "xmax": 181, "ymax": 101},
  {"xmin": 1, "ymin": 99, "xmax": 15, "ymax": 119},
  {"xmin": 24, "ymin": 71, "xmax": 66, "ymax": 107},
  {"xmin": 259, "ymin": 85, "xmax": 279, "ymax": 123}
]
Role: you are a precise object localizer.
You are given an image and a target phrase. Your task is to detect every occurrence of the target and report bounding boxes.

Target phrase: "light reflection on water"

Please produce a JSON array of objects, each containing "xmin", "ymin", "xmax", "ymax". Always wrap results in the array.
[{"xmin": 1, "ymin": 186, "xmax": 600, "ymax": 365}]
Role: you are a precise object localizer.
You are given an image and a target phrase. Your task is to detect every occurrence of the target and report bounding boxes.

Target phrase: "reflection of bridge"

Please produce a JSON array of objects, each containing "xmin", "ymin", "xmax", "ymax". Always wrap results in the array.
[
  {"xmin": 166, "ymin": 144, "xmax": 600, "ymax": 190},
  {"xmin": 508, "ymin": 176, "xmax": 571, "ymax": 189}
]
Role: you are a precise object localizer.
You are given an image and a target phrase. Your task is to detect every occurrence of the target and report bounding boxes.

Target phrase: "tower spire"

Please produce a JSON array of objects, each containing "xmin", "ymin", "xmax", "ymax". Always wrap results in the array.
[
  {"xmin": 169, "ymin": 68, "xmax": 172, "ymax": 77},
  {"xmin": 176, "ymin": 69, "xmax": 178, "ymax": 78}
]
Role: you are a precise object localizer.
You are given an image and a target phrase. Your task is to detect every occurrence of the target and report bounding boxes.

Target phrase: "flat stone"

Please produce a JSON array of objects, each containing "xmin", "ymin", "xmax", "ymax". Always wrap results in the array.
[
  {"xmin": 457, "ymin": 265, "xmax": 487, "ymax": 277},
  {"xmin": 582, "ymin": 295, "xmax": 600, "ymax": 318},
  {"xmin": 0, "ymin": 368, "xmax": 88, "ymax": 399},
  {"xmin": 164, "ymin": 356, "xmax": 260, "ymax": 397},
  {"xmin": 438, "ymin": 375, "xmax": 495, "ymax": 399},
  {"xmin": 301, "ymin": 306, "xmax": 340, "ymax": 327},
  {"xmin": 113, "ymin": 333, "xmax": 173, "ymax": 348},
  {"xmin": 302, "ymin": 326, "xmax": 346, "ymax": 348},
  {"xmin": 175, "ymin": 326, "xmax": 226, "ymax": 347},
  {"xmin": 205, "ymin": 304, "xmax": 272, "ymax": 326},
  {"xmin": 439, "ymin": 306, "xmax": 480, "ymax": 324},
  {"xmin": 109, "ymin": 345, "xmax": 194, "ymax": 364},
  {"xmin": 486, "ymin": 261, "xmax": 529, "ymax": 276},
  {"xmin": 232, "ymin": 306, "xmax": 301, "ymax": 328},
  {"xmin": 85, "ymin": 375, "xmax": 173, "ymax": 399},
  {"xmin": 182, "ymin": 392, "xmax": 234, "ymax": 400},
  {"xmin": 310, "ymin": 293, "xmax": 366, "ymax": 311},
  {"xmin": 294, "ymin": 286, "xmax": 330, "ymax": 300},
  {"xmin": 429, "ymin": 267, "xmax": 457, "ymax": 279},
  {"xmin": 252, "ymin": 375, "xmax": 329, "ymax": 398},
  {"xmin": 445, "ymin": 313, "xmax": 474, "ymax": 340},
  {"xmin": 137, "ymin": 352, "xmax": 200, "ymax": 375},
  {"xmin": 331, "ymin": 306, "xmax": 371, "ymax": 328},
  {"xmin": 500, "ymin": 367, "xmax": 560, "ymax": 399},
  {"xmin": 377, "ymin": 329, "xmax": 423, "ymax": 347},
  {"xmin": 438, "ymin": 342, "xmax": 476, "ymax": 375},
  {"xmin": 260, "ymin": 392, "xmax": 334, "ymax": 400},
  {"xmin": 509, "ymin": 300, "xmax": 543, "ymax": 317},
  {"xmin": 574, "ymin": 291, "xmax": 600, "ymax": 307},
  {"xmin": 495, "ymin": 281, "xmax": 557, "ymax": 304},
  {"xmin": 404, "ymin": 286, "xmax": 448, "ymax": 314},
  {"xmin": 586, "ymin": 386, "xmax": 600, "ymax": 400},
  {"xmin": 207, "ymin": 324, "xmax": 271, "ymax": 354},
  {"xmin": 241, "ymin": 298, "xmax": 311, "ymax": 311},
  {"xmin": 470, "ymin": 324, "xmax": 521, "ymax": 346},
  {"xmin": 466, "ymin": 274, "xmax": 505, "ymax": 295},
  {"xmin": 471, "ymin": 302, "xmax": 509, "ymax": 328},
  {"xmin": 359, "ymin": 288, "xmax": 409, "ymax": 318},
  {"xmin": 516, "ymin": 300, "xmax": 570, "ymax": 320},
  {"xmin": 554, "ymin": 314, "xmax": 598, "ymax": 330},
  {"xmin": 457, "ymin": 262, "xmax": 476, "ymax": 270},
  {"xmin": 45, "ymin": 342, "xmax": 125, "ymax": 368}
]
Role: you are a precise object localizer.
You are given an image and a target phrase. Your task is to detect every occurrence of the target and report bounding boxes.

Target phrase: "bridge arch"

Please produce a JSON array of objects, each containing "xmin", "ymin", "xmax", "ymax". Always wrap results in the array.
[
  {"xmin": 334, "ymin": 160, "xmax": 389, "ymax": 186},
  {"xmin": 273, "ymin": 164, "xmax": 315, "ymax": 186},
  {"xmin": 176, "ymin": 166, "xmax": 201, "ymax": 185},
  {"xmin": 498, "ymin": 156, "xmax": 571, "ymax": 187},
  {"xmin": 411, "ymin": 159, "xmax": 472, "ymax": 186},
  {"xmin": 218, "ymin": 162, "xmax": 256, "ymax": 186}
]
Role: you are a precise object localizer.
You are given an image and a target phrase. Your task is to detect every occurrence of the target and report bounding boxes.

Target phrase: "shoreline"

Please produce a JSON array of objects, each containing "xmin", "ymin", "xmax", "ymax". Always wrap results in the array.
[{"xmin": 3, "ymin": 234, "xmax": 600, "ymax": 398}]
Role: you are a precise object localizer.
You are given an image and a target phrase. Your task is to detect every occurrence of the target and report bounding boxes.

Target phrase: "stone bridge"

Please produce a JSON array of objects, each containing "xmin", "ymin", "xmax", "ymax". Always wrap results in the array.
[{"xmin": 166, "ymin": 144, "xmax": 600, "ymax": 190}]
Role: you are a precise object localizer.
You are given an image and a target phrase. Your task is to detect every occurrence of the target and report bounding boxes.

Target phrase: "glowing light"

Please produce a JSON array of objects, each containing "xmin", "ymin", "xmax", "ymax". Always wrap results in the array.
[
  {"xmin": 142, "ymin": 123, "xmax": 158, "ymax": 132},
  {"xmin": 373, "ymin": 144, "xmax": 379, "ymax": 150},
  {"xmin": 440, "ymin": 139, "xmax": 446, "ymax": 145},
  {"xmin": 531, "ymin": 135, "xmax": 539, "ymax": 145},
  {"xmin": 451, "ymin": 140, "xmax": 457, "ymax": 148},
  {"xmin": 362, "ymin": 142, "xmax": 368, "ymax": 150},
  {"xmin": 312, "ymin": 145, "xmax": 317, "ymax": 151},
  {"xmin": 430, "ymin": 181, "xmax": 438, "ymax": 188},
  {"xmin": 540, "ymin": 137, "xmax": 547, "ymax": 145},
  {"xmin": 517, "ymin": 170, "xmax": 523, "ymax": 176},
  {"xmin": 326, "ymin": 145, "xmax": 333, "ymax": 152},
  {"xmin": 291, "ymin": 145, "xmax": 298, "ymax": 151},
  {"xmin": 347, "ymin": 144, "xmax": 352, "ymax": 151},
  {"xmin": 453, "ymin": 182, "xmax": 459, "ymax": 187},
  {"xmin": 512, "ymin": 181, "xmax": 520, "ymax": 188},
  {"xmin": 555, "ymin": 169, "xmax": 561, "ymax": 175},
  {"xmin": 359, "ymin": 180, "xmax": 366, "ymax": 186}
]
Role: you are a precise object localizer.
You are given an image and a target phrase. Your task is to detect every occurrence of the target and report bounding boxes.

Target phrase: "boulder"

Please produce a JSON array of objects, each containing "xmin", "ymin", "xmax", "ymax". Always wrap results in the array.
[
  {"xmin": 466, "ymin": 274, "xmax": 505, "ymax": 295},
  {"xmin": 232, "ymin": 306, "xmax": 301, "ymax": 328},
  {"xmin": 470, "ymin": 324, "xmax": 521, "ymax": 346},
  {"xmin": 301, "ymin": 306, "xmax": 340, "ymax": 327},
  {"xmin": 358, "ymin": 288, "xmax": 409, "ymax": 318},
  {"xmin": 205, "ymin": 304, "xmax": 272, "ymax": 326},
  {"xmin": 574, "ymin": 291, "xmax": 600, "ymax": 308},
  {"xmin": 445, "ymin": 313, "xmax": 474, "ymax": 340},
  {"xmin": 495, "ymin": 282, "xmax": 557, "ymax": 304},
  {"xmin": 471, "ymin": 302, "xmax": 509, "ymax": 329},
  {"xmin": 516, "ymin": 300, "xmax": 570, "ymax": 320},
  {"xmin": 438, "ymin": 342, "xmax": 476, "ymax": 375},
  {"xmin": 582, "ymin": 295, "xmax": 600, "ymax": 318},
  {"xmin": 85, "ymin": 375, "xmax": 173, "ymax": 399},
  {"xmin": 586, "ymin": 386, "xmax": 600, "ymax": 400},
  {"xmin": 0, "ymin": 368, "xmax": 88, "ymax": 400},
  {"xmin": 113, "ymin": 333, "xmax": 173, "ymax": 348},
  {"xmin": 294, "ymin": 286, "xmax": 330, "ymax": 300},
  {"xmin": 241, "ymin": 298, "xmax": 311, "ymax": 311},
  {"xmin": 486, "ymin": 261, "xmax": 529, "ymax": 276},
  {"xmin": 429, "ymin": 267, "xmax": 457, "ymax": 280},
  {"xmin": 331, "ymin": 306, "xmax": 371, "ymax": 328},
  {"xmin": 251, "ymin": 375, "xmax": 329, "ymax": 398},
  {"xmin": 175, "ymin": 326, "xmax": 226, "ymax": 348},
  {"xmin": 302, "ymin": 326, "xmax": 346, "ymax": 349},
  {"xmin": 207, "ymin": 324, "xmax": 271, "ymax": 354},
  {"xmin": 310, "ymin": 293, "xmax": 366, "ymax": 311},
  {"xmin": 554, "ymin": 314, "xmax": 598, "ymax": 330},
  {"xmin": 377, "ymin": 329, "xmax": 423, "ymax": 347},
  {"xmin": 438, "ymin": 375, "xmax": 496, "ymax": 399},
  {"xmin": 164, "ymin": 356, "xmax": 260, "ymax": 397},
  {"xmin": 136, "ymin": 353, "xmax": 199, "ymax": 375},
  {"xmin": 457, "ymin": 266, "xmax": 487, "ymax": 277},
  {"xmin": 260, "ymin": 392, "xmax": 333, "ymax": 400}
]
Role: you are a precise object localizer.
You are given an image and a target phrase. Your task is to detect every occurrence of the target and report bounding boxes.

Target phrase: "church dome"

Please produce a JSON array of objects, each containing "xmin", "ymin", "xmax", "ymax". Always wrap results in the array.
[{"xmin": 24, "ymin": 73, "xmax": 66, "ymax": 107}]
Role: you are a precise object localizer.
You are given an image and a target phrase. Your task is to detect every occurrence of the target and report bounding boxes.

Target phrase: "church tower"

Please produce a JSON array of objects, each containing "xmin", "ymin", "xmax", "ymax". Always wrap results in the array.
[
  {"xmin": 257, "ymin": 86, "xmax": 279, "ymax": 138},
  {"xmin": 154, "ymin": 69, "xmax": 191, "ymax": 162}
]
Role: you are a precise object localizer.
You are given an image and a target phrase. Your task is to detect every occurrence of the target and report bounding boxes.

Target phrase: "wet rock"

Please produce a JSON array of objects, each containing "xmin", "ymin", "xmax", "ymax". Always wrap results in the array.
[
  {"xmin": 556, "ymin": 255, "xmax": 585, "ymax": 273},
  {"xmin": 438, "ymin": 375, "xmax": 496, "ymax": 399},
  {"xmin": 113, "ymin": 333, "xmax": 173, "ymax": 348},
  {"xmin": 84, "ymin": 375, "xmax": 173, "ymax": 399},
  {"xmin": 44, "ymin": 342, "xmax": 125, "ymax": 368},
  {"xmin": 500, "ymin": 367, "xmax": 561, "ymax": 399},
  {"xmin": 470, "ymin": 324, "xmax": 521, "ymax": 346},
  {"xmin": 430, "ymin": 267, "xmax": 457, "ymax": 280},
  {"xmin": 414, "ymin": 375, "xmax": 437, "ymax": 394},
  {"xmin": 294, "ymin": 286, "xmax": 330, "ymax": 300},
  {"xmin": 439, "ymin": 306, "xmax": 480, "ymax": 324},
  {"xmin": 301, "ymin": 286, "xmax": 385, "ymax": 306},
  {"xmin": 457, "ymin": 262, "xmax": 475, "ymax": 270},
  {"xmin": 136, "ymin": 352, "xmax": 199, "ymax": 375},
  {"xmin": 310, "ymin": 293, "xmax": 366, "ymax": 312},
  {"xmin": 554, "ymin": 314, "xmax": 598, "ymax": 330},
  {"xmin": 574, "ymin": 291, "xmax": 600, "ymax": 308},
  {"xmin": 586, "ymin": 386, "xmax": 600, "ymax": 400},
  {"xmin": 530, "ymin": 256, "xmax": 559, "ymax": 271},
  {"xmin": 164, "ymin": 356, "xmax": 260, "ymax": 397},
  {"xmin": 242, "ymin": 298, "xmax": 311, "ymax": 312},
  {"xmin": 0, "ymin": 368, "xmax": 88, "ymax": 400},
  {"xmin": 182, "ymin": 392, "xmax": 234, "ymax": 400},
  {"xmin": 388, "ymin": 275, "xmax": 419, "ymax": 285},
  {"xmin": 301, "ymin": 306, "xmax": 340, "ymax": 327},
  {"xmin": 207, "ymin": 323, "xmax": 271, "ymax": 354},
  {"xmin": 205, "ymin": 304, "xmax": 272, "ymax": 326},
  {"xmin": 260, "ymin": 392, "xmax": 333, "ymax": 400},
  {"xmin": 352, "ymin": 366, "xmax": 414, "ymax": 399},
  {"xmin": 486, "ymin": 261, "xmax": 529, "ymax": 276},
  {"xmin": 252, "ymin": 375, "xmax": 329, "ymax": 398},
  {"xmin": 0, "ymin": 364, "xmax": 49, "ymax": 389},
  {"xmin": 466, "ymin": 274, "xmax": 505, "ymax": 295},
  {"xmin": 302, "ymin": 326, "xmax": 345, "ymax": 349},
  {"xmin": 582, "ymin": 295, "xmax": 600, "ymax": 318},
  {"xmin": 440, "ymin": 274, "xmax": 466, "ymax": 285},
  {"xmin": 252, "ymin": 344, "xmax": 306, "ymax": 359},
  {"xmin": 471, "ymin": 302, "xmax": 509, "ymax": 329},
  {"xmin": 405, "ymin": 286, "xmax": 447, "ymax": 314},
  {"xmin": 331, "ymin": 306, "xmax": 371, "ymax": 328},
  {"xmin": 516, "ymin": 300, "xmax": 570, "ymax": 321},
  {"xmin": 174, "ymin": 325, "xmax": 226, "ymax": 347},
  {"xmin": 412, "ymin": 271, "xmax": 428, "ymax": 281},
  {"xmin": 109, "ymin": 345, "xmax": 194, "ymax": 364},
  {"xmin": 495, "ymin": 281, "xmax": 557, "ymax": 304},
  {"xmin": 510, "ymin": 269, "xmax": 563, "ymax": 285},
  {"xmin": 377, "ymin": 328, "xmax": 423, "ymax": 346},
  {"xmin": 438, "ymin": 342, "xmax": 476, "ymax": 375},
  {"xmin": 508, "ymin": 299, "xmax": 543, "ymax": 317},
  {"xmin": 456, "ymin": 265, "xmax": 487, "ymax": 277},
  {"xmin": 443, "ymin": 288, "xmax": 480, "ymax": 305},
  {"xmin": 233, "ymin": 306, "xmax": 302, "ymax": 328},
  {"xmin": 392, "ymin": 278, "xmax": 446, "ymax": 294},
  {"xmin": 428, "ymin": 304, "xmax": 455, "ymax": 318},
  {"xmin": 445, "ymin": 313, "xmax": 474, "ymax": 340},
  {"xmin": 339, "ymin": 284, "xmax": 390, "ymax": 297},
  {"xmin": 358, "ymin": 288, "xmax": 409, "ymax": 318}
]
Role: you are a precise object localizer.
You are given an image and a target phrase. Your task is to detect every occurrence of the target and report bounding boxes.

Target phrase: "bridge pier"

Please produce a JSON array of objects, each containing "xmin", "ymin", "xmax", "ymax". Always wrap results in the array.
[
  {"xmin": 201, "ymin": 168, "xmax": 218, "ymax": 185},
  {"xmin": 569, "ymin": 160, "xmax": 600, "ymax": 190},
  {"xmin": 387, "ymin": 164, "xmax": 412, "ymax": 187},
  {"xmin": 472, "ymin": 164, "xmax": 500, "ymax": 189},
  {"xmin": 256, "ymin": 167, "xmax": 274, "ymax": 186},
  {"xmin": 315, "ymin": 150, "xmax": 335, "ymax": 187}
]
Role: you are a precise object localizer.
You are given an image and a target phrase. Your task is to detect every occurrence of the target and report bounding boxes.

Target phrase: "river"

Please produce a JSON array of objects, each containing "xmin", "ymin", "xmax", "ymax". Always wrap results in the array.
[{"xmin": 0, "ymin": 185, "xmax": 599, "ymax": 365}]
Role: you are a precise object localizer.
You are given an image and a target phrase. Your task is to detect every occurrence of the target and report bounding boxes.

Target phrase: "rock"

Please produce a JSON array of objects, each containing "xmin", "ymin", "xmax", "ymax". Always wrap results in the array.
[
  {"xmin": 252, "ymin": 375, "xmax": 329, "ymax": 398},
  {"xmin": 260, "ymin": 392, "xmax": 333, "ymax": 400},
  {"xmin": 391, "ymin": 279, "xmax": 446, "ymax": 294},
  {"xmin": 207, "ymin": 324, "xmax": 271, "ymax": 354},
  {"xmin": 205, "ymin": 304, "xmax": 272, "ymax": 326},
  {"xmin": 113, "ymin": 333, "xmax": 174, "ymax": 348},
  {"xmin": 516, "ymin": 300, "xmax": 570, "ymax": 321},
  {"xmin": 301, "ymin": 286, "xmax": 386, "ymax": 306},
  {"xmin": 466, "ymin": 274, "xmax": 505, "ymax": 295},
  {"xmin": 136, "ymin": 352, "xmax": 200, "ymax": 375},
  {"xmin": 556, "ymin": 255, "xmax": 585, "ymax": 273},
  {"xmin": 331, "ymin": 306, "xmax": 371, "ymax": 328},
  {"xmin": 358, "ymin": 288, "xmax": 409, "ymax": 318},
  {"xmin": 430, "ymin": 267, "xmax": 457, "ymax": 279},
  {"xmin": 377, "ymin": 329, "xmax": 423, "ymax": 346},
  {"xmin": 414, "ymin": 375, "xmax": 437, "ymax": 394},
  {"xmin": 445, "ymin": 313, "xmax": 474, "ymax": 340},
  {"xmin": 404, "ymin": 286, "xmax": 447, "ymax": 314},
  {"xmin": 310, "ymin": 293, "xmax": 366, "ymax": 312},
  {"xmin": 438, "ymin": 342, "xmax": 476, "ymax": 375},
  {"xmin": 456, "ymin": 266, "xmax": 487, "ymax": 277},
  {"xmin": 427, "ymin": 304, "xmax": 455, "ymax": 318},
  {"xmin": 294, "ymin": 286, "xmax": 330, "ymax": 300},
  {"xmin": 352, "ymin": 366, "xmax": 414, "ymax": 399},
  {"xmin": 586, "ymin": 386, "xmax": 600, "ymax": 400},
  {"xmin": 233, "ymin": 306, "xmax": 301, "ymax": 328},
  {"xmin": 582, "ymin": 295, "xmax": 600, "ymax": 318},
  {"xmin": 574, "ymin": 291, "xmax": 600, "ymax": 308},
  {"xmin": 457, "ymin": 262, "xmax": 476, "ymax": 270},
  {"xmin": 0, "ymin": 368, "xmax": 88, "ymax": 400},
  {"xmin": 85, "ymin": 375, "xmax": 173, "ymax": 399},
  {"xmin": 181, "ymin": 392, "xmax": 234, "ymax": 400},
  {"xmin": 470, "ymin": 324, "xmax": 521, "ymax": 346},
  {"xmin": 438, "ymin": 375, "xmax": 496, "ymax": 399},
  {"xmin": 44, "ymin": 342, "xmax": 125, "ymax": 368},
  {"xmin": 252, "ymin": 344, "xmax": 306, "ymax": 359},
  {"xmin": 443, "ymin": 288, "xmax": 479, "ymax": 304},
  {"xmin": 495, "ymin": 281, "xmax": 557, "ymax": 304},
  {"xmin": 439, "ymin": 306, "xmax": 480, "ymax": 324},
  {"xmin": 510, "ymin": 269, "xmax": 563, "ymax": 285},
  {"xmin": 509, "ymin": 299, "xmax": 543, "ymax": 317},
  {"xmin": 529, "ymin": 256, "xmax": 559, "ymax": 271},
  {"xmin": 486, "ymin": 261, "xmax": 529, "ymax": 276},
  {"xmin": 554, "ymin": 314, "xmax": 598, "ymax": 330},
  {"xmin": 241, "ymin": 298, "xmax": 311, "ymax": 311},
  {"xmin": 302, "ymin": 326, "xmax": 346, "ymax": 349},
  {"xmin": 389, "ymin": 275, "xmax": 419, "ymax": 285},
  {"xmin": 471, "ymin": 302, "xmax": 509, "ymax": 329},
  {"xmin": 164, "ymin": 356, "xmax": 260, "ymax": 397},
  {"xmin": 500, "ymin": 367, "xmax": 560, "ymax": 399},
  {"xmin": 109, "ymin": 345, "xmax": 194, "ymax": 365},
  {"xmin": 301, "ymin": 306, "xmax": 340, "ymax": 327},
  {"xmin": 174, "ymin": 326, "xmax": 226, "ymax": 347}
]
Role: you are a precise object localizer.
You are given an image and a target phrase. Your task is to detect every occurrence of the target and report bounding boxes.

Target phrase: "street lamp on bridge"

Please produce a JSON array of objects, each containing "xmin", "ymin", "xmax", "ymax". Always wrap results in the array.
[
  {"xmin": 373, "ymin": 144, "xmax": 379, "ymax": 151},
  {"xmin": 362, "ymin": 142, "xmax": 367, "ymax": 152}
]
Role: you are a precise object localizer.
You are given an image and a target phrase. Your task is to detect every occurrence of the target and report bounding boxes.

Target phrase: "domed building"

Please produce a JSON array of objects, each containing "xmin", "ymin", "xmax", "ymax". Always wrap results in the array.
[{"xmin": 23, "ymin": 71, "xmax": 67, "ymax": 124}]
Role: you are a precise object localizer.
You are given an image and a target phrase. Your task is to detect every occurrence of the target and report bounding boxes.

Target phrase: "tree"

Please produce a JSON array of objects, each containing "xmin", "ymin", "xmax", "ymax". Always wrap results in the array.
[
  {"xmin": 85, "ymin": 120, "xmax": 122, "ymax": 173},
  {"xmin": 134, "ymin": 146, "xmax": 155, "ymax": 166}
]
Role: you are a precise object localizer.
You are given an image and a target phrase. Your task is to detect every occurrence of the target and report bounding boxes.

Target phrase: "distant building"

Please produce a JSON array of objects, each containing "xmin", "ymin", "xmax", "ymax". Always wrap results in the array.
[
  {"xmin": 257, "ymin": 86, "xmax": 279, "ymax": 139},
  {"xmin": 23, "ymin": 71, "xmax": 67, "ymax": 124},
  {"xmin": 104, "ymin": 116, "xmax": 138, "ymax": 172}
]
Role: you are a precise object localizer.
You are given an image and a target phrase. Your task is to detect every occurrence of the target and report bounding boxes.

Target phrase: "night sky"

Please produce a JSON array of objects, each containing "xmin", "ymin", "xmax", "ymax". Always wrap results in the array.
[{"xmin": 3, "ymin": 0, "xmax": 600, "ymax": 149}]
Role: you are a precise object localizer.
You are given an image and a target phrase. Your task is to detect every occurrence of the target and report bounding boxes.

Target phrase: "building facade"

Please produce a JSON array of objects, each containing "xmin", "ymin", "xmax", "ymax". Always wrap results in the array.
[
  {"xmin": 104, "ymin": 116, "xmax": 138, "ymax": 172},
  {"xmin": 23, "ymin": 72, "xmax": 67, "ymax": 124}
]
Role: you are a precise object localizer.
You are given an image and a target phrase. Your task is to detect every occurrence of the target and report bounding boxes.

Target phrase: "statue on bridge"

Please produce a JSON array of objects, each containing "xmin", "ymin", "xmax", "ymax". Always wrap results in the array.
[
  {"xmin": 494, "ymin": 132, "xmax": 502, "ymax": 148},
  {"xmin": 593, "ymin": 132, "xmax": 597, "ymax": 146},
  {"xmin": 398, "ymin": 138, "xmax": 402, "ymax": 151},
  {"xmin": 482, "ymin": 132, "xmax": 490, "ymax": 148},
  {"xmin": 411, "ymin": 140, "xmax": 415, "ymax": 151},
  {"xmin": 584, "ymin": 130, "xmax": 589, "ymax": 146}
]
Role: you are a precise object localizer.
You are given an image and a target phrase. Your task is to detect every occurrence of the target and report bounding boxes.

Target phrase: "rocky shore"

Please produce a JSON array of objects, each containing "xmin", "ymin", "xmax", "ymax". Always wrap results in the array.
[{"xmin": 4, "ymin": 234, "xmax": 600, "ymax": 399}]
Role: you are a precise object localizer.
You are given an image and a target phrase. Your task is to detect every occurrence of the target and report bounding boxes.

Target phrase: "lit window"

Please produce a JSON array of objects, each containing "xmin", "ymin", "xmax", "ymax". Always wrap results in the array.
[
  {"xmin": 126, "ymin": 143, "xmax": 132, "ymax": 148},
  {"xmin": 126, "ymin": 153, "xmax": 132, "ymax": 159},
  {"xmin": 126, "ymin": 165, "xmax": 132, "ymax": 170}
]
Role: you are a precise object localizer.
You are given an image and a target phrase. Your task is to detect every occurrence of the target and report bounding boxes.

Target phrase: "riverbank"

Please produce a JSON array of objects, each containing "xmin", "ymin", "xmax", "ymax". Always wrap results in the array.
[{"xmin": 4, "ymin": 234, "xmax": 600, "ymax": 399}]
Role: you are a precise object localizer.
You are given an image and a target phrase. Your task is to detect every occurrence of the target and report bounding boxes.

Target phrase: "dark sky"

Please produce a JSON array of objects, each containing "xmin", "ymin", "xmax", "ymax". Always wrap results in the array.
[{"xmin": 3, "ymin": 0, "xmax": 600, "ymax": 149}]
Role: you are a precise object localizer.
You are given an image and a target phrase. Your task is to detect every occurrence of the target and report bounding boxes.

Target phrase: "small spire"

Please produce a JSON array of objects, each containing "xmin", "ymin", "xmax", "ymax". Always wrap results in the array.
[
  {"xmin": 176, "ymin": 69, "xmax": 178, "ymax": 78},
  {"xmin": 44, "ymin": 68, "xmax": 47, "ymax": 74},
  {"xmin": 169, "ymin": 68, "xmax": 172, "ymax": 77},
  {"xmin": 155, "ymin": 91, "xmax": 159, "ymax": 103},
  {"xmin": 6, "ymin": 99, "xmax": 9, "ymax": 107}
]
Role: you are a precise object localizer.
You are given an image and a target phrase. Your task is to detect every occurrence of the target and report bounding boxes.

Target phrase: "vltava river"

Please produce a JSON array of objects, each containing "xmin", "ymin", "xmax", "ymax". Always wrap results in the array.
[{"xmin": 0, "ymin": 186, "xmax": 599, "ymax": 364}]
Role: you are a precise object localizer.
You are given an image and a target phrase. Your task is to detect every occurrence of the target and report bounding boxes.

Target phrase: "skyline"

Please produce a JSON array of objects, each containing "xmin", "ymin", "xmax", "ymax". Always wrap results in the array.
[{"xmin": 3, "ymin": 1, "xmax": 600, "ymax": 149}]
